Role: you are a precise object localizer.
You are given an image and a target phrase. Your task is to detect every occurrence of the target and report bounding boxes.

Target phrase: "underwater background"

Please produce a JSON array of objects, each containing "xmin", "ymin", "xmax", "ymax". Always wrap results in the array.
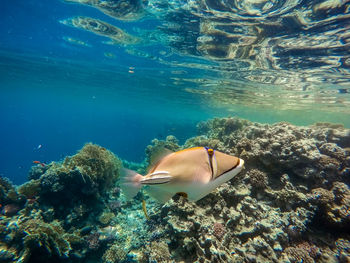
[
  {"xmin": 0, "ymin": 0, "xmax": 350, "ymax": 262},
  {"xmin": 1, "ymin": 0, "xmax": 350, "ymax": 185}
]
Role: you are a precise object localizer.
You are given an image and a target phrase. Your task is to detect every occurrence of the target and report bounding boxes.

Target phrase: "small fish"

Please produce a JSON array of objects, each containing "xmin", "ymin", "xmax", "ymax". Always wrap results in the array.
[
  {"xmin": 33, "ymin": 161, "xmax": 46, "ymax": 167},
  {"xmin": 128, "ymin": 70, "xmax": 134, "ymax": 74},
  {"xmin": 120, "ymin": 147, "xmax": 244, "ymax": 203},
  {"xmin": 37, "ymin": 144, "xmax": 42, "ymax": 150}
]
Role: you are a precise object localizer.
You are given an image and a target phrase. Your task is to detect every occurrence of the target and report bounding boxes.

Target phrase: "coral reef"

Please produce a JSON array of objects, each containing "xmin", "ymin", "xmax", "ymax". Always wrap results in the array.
[
  {"xmin": 0, "ymin": 177, "xmax": 25, "ymax": 207},
  {"xmin": 102, "ymin": 244, "xmax": 127, "ymax": 263},
  {"xmin": 37, "ymin": 143, "xmax": 121, "ymax": 223},
  {"xmin": 0, "ymin": 209, "xmax": 83, "ymax": 262},
  {"xmin": 311, "ymin": 181, "xmax": 350, "ymax": 228},
  {"xmin": 137, "ymin": 117, "xmax": 349, "ymax": 262},
  {"xmin": 145, "ymin": 135, "xmax": 181, "ymax": 164},
  {"xmin": 0, "ymin": 118, "xmax": 349, "ymax": 263},
  {"xmin": 1, "ymin": 143, "xmax": 122, "ymax": 263},
  {"xmin": 0, "ymin": 177, "xmax": 26, "ymax": 217}
]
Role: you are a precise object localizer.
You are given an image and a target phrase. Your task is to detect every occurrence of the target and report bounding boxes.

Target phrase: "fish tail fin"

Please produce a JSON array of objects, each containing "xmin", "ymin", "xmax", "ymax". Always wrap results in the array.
[{"xmin": 120, "ymin": 168, "xmax": 143, "ymax": 200}]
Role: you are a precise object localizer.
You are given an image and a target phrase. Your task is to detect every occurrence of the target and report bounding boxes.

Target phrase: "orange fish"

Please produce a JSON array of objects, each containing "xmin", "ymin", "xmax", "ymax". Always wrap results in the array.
[{"xmin": 33, "ymin": 161, "xmax": 46, "ymax": 167}]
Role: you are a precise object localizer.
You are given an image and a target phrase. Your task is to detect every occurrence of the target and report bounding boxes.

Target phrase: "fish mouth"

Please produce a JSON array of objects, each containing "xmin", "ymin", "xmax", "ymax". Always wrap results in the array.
[{"xmin": 239, "ymin": 158, "xmax": 245, "ymax": 170}]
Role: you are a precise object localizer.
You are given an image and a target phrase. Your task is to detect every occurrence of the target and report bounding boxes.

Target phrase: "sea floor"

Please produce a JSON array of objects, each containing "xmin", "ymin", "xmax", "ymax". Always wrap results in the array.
[{"xmin": 0, "ymin": 117, "xmax": 349, "ymax": 263}]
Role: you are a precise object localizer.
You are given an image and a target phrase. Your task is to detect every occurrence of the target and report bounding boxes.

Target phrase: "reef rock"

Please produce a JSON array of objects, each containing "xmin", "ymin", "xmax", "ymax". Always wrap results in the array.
[
  {"xmin": 0, "ymin": 118, "xmax": 349, "ymax": 263},
  {"xmin": 138, "ymin": 117, "xmax": 350, "ymax": 262}
]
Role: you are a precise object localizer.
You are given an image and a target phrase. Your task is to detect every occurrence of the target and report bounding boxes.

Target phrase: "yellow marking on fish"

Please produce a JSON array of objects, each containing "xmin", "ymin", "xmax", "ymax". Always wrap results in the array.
[
  {"xmin": 142, "ymin": 200, "xmax": 150, "ymax": 220},
  {"xmin": 174, "ymin": 147, "xmax": 203, "ymax": 154}
]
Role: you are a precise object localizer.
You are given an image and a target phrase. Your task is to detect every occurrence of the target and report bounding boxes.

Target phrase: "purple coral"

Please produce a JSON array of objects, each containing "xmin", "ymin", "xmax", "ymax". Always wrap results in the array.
[
  {"xmin": 85, "ymin": 232, "xmax": 100, "ymax": 250},
  {"xmin": 108, "ymin": 200, "xmax": 121, "ymax": 212},
  {"xmin": 213, "ymin": 222, "xmax": 226, "ymax": 240},
  {"xmin": 111, "ymin": 187, "xmax": 120, "ymax": 196}
]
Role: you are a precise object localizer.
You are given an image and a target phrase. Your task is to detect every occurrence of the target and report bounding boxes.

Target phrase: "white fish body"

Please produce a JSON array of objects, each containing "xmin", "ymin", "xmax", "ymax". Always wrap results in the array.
[{"xmin": 120, "ymin": 147, "xmax": 244, "ymax": 203}]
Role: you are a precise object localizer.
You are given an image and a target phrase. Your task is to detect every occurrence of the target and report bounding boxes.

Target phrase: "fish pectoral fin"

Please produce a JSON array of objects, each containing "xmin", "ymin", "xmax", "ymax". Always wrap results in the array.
[
  {"xmin": 189, "ymin": 161, "xmax": 244, "ymax": 202},
  {"xmin": 146, "ymin": 186, "xmax": 174, "ymax": 203},
  {"xmin": 141, "ymin": 171, "xmax": 172, "ymax": 185}
]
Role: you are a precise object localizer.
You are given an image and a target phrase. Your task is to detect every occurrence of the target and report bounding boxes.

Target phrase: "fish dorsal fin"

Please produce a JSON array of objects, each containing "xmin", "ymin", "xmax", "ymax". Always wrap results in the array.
[{"xmin": 148, "ymin": 147, "xmax": 174, "ymax": 173}]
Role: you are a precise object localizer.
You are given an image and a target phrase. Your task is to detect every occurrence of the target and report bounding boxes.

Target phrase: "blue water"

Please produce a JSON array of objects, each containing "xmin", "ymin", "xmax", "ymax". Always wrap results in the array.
[{"xmin": 1, "ymin": 0, "xmax": 350, "ymax": 185}]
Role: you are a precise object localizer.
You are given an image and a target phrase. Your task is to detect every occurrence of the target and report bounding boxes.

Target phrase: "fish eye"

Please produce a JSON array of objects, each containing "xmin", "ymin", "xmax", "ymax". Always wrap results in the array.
[{"xmin": 208, "ymin": 149, "xmax": 214, "ymax": 156}]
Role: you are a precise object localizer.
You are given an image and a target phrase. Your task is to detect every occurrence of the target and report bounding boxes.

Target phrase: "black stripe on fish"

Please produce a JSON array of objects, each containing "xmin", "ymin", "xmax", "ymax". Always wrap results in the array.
[
  {"xmin": 218, "ymin": 158, "xmax": 240, "ymax": 177},
  {"xmin": 141, "ymin": 181, "xmax": 169, "ymax": 185}
]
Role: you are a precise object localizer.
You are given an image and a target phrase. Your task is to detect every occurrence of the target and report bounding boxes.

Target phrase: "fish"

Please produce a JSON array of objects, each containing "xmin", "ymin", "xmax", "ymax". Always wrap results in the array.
[
  {"xmin": 120, "ymin": 147, "xmax": 244, "ymax": 203},
  {"xmin": 33, "ymin": 161, "xmax": 46, "ymax": 167}
]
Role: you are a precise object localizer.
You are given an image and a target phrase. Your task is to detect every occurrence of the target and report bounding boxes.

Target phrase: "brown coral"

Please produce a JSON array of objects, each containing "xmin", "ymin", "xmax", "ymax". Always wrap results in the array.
[
  {"xmin": 311, "ymin": 182, "xmax": 350, "ymax": 227},
  {"xmin": 285, "ymin": 246, "xmax": 314, "ymax": 263},
  {"xmin": 246, "ymin": 169, "xmax": 268, "ymax": 189}
]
